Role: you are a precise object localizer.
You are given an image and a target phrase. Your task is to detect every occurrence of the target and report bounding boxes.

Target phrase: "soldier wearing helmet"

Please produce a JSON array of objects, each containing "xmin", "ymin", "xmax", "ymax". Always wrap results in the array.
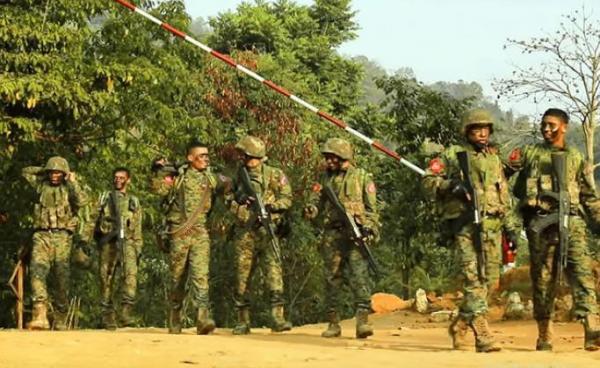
[
  {"xmin": 305, "ymin": 137, "xmax": 380, "ymax": 339},
  {"xmin": 422, "ymin": 109, "xmax": 520, "ymax": 352},
  {"xmin": 21, "ymin": 156, "xmax": 89, "ymax": 330},
  {"xmin": 230, "ymin": 135, "xmax": 293, "ymax": 335}
]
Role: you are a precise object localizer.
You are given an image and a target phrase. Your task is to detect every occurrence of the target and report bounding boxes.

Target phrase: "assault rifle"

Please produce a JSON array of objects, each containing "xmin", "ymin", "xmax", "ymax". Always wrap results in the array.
[
  {"xmin": 238, "ymin": 167, "xmax": 282, "ymax": 263},
  {"xmin": 529, "ymin": 152, "xmax": 569, "ymax": 286},
  {"xmin": 456, "ymin": 151, "xmax": 486, "ymax": 282},
  {"xmin": 97, "ymin": 191, "xmax": 125, "ymax": 257},
  {"xmin": 322, "ymin": 184, "xmax": 380, "ymax": 279}
]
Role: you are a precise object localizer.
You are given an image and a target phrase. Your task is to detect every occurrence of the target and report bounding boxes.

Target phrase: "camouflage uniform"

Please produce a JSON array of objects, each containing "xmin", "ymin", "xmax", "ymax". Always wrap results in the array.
[
  {"xmin": 22, "ymin": 157, "xmax": 89, "ymax": 330},
  {"xmin": 508, "ymin": 142, "xmax": 600, "ymax": 350},
  {"xmin": 152, "ymin": 164, "xmax": 230, "ymax": 334},
  {"xmin": 308, "ymin": 138, "xmax": 380, "ymax": 339},
  {"xmin": 230, "ymin": 136, "xmax": 292, "ymax": 334},
  {"xmin": 423, "ymin": 110, "xmax": 519, "ymax": 352},
  {"xmin": 96, "ymin": 191, "xmax": 143, "ymax": 328}
]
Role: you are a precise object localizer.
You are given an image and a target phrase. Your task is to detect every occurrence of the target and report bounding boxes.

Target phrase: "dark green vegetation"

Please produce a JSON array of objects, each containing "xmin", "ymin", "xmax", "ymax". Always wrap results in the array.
[{"xmin": 1, "ymin": 0, "xmax": 598, "ymax": 329}]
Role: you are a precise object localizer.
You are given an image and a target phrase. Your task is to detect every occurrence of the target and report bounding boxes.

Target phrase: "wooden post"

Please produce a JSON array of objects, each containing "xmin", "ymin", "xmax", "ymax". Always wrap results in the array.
[{"xmin": 17, "ymin": 261, "xmax": 23, "ymax": 329}]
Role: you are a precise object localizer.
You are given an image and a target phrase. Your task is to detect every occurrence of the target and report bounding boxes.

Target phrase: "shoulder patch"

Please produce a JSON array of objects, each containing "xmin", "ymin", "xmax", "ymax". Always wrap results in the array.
[
  {"xmin": 312, "ymin": 183, "xmax": 322, "ymax": 193},
  {"xmin": 509, "ymin": 148, "xmax": 521, "ymax": 162},
  {"xmin": 428, "ymin": 157, "xmax": 445, "ymax": 175},
  {"xmin": 367, "ymin": 182, "xmax": 376, "ymax": 194}
]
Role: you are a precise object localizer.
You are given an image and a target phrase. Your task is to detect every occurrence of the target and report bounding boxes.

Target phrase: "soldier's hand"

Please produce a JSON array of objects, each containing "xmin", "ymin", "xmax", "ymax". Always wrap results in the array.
[
  {"xmin": 303, "ymin": 204, "xmax": 318, "ymax": 219},
  {"xmin": 449, "ymin": 179, "xmax": 470, "ymax": 201},
  {"xmin": 505, "ymin": 231, "xmax": 520, "ymax": 251},
  {"xmin": 66, "ymin": 172, "xmax": 77, "ymax": 183}
]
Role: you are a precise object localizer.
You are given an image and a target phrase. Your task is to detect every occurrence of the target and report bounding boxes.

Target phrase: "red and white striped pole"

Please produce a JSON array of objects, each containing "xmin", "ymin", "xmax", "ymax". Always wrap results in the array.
[{"xmin": 112, "ymin": 0, "xmax": 425, "ymax": 176}]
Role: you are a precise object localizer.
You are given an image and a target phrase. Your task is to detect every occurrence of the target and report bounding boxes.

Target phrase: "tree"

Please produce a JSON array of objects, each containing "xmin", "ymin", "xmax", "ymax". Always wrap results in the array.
[{"xmin": 494, "ymin": 8, "xmax": 600, "ymax": 186}]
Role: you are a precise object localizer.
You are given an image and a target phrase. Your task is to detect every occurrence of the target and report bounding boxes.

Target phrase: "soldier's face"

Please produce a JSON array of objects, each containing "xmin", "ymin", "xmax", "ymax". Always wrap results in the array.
[
  {"xmin": 113, "ymin": 171, "xmax": 130, "ymax": 191},
  {"xmin": 243, "ymin": 154, "xmax": 262, "ymax": 169},
  {"xmin": 466, "ymin": 125, "xmax": 490, "ymax": 148},
  {"xmin": 187, "ymin": 147, "xmax": 210, "ymax": 171},
  {"xmin": 48, "ymin": 170, "xmax": 65, "ymax": 186},
  {"xmin": 541, "ymin": 115, "xmax": 566, "ymax": 145},
  {"xmin": 324, "ymin": 153, "xmax": 343, "ymax": 171}
]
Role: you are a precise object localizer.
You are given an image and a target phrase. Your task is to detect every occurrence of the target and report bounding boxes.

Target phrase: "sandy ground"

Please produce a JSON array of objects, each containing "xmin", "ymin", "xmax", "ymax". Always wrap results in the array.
[{"xmin": 1, "ymin": 311, "xmax": 599, "ymax": 368}]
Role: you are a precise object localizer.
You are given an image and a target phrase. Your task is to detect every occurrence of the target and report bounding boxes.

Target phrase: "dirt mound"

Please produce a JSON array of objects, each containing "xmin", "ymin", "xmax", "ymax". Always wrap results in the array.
[{"xmin": 371, "ymin": 293, "xmax": 412, "ymax": 313}]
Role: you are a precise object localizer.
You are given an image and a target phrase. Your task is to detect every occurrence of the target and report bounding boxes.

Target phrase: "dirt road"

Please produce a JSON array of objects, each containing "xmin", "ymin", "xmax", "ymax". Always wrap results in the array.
[{"xmin": 1, "ymin": 312, "xmax": 599, "ymax": 368}]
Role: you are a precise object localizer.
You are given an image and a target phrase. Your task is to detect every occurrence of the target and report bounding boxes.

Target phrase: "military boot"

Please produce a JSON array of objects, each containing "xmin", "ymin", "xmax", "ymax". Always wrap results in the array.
[
  {"xmin": 321, "ymin": 310, "xmax": 341, "ymax": 338},
  {"xmin": 101, "ymin": 309, "xmax": 117, "ymax": 331},
  {"xmin": 470, "ymin": 315, "xmax": 501, "ymax": 352},
  {"xmin": 120, "ymin": 304, "xmax": 135, "ymax": 327},
  {"xmin": 168, "ymin": 308, "xmax": 182, "ymax": 334},
  {"xmin": 355, "ymin": 308, "xmax": 374, "ymax": 339},
  {"xmin": 535, "ymin": 319, "xmax": 553, "ymax": 351},
  {"xmin": 232, "ymin": 307, "xmax": 251, "ymax": 335},
  {"xmin": 583, "ymin": 314, "xmax": 600, "ymax": 351},
  {"xmin": 28, "ymin": 302, "xmax": 50, "ymax": 330},
  {"xmin": 53, "ymin": 310, "xmax": 68, "ymax": 331},
  {"xmin": 196, "ymin": 308, "xmax": 216, "ymax": 335},
  {"xmin": 271, "ymin": 304, "xmax": 292, "ymax": 332},
  {"xmin": 448, "ymin": 315, "xmax": 470, "ymax": 350}
]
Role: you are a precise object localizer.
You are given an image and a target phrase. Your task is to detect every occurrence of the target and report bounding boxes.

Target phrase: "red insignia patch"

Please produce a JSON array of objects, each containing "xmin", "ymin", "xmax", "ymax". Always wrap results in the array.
[
  {"xmin": 509, "ymin": 148, "xmax": 521, "ymax": 162},
  {"xmin": 367, "ymin": 182, "xmax": 376, "ymax": 193},
  {"xmin": 312, "ymin": 183, "xmax": 322, "ymax": 193},
  {"xmin": 428, "ymin": 158, "xmax": 445, "ymax": 175}
]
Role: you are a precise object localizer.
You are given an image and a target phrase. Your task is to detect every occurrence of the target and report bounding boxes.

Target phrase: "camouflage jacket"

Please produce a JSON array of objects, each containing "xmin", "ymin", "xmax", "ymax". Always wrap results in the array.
[
  {"xmin": 151, "ymin": 165, "xmax": 231, "ymax": 227},
  {"xmin": 422, "ymin": 144, "xmax": 520, "ymax": 231},
  {"xmin": 230, "ymin": 163, "xmax": 291, "ymax": 225},
  {"xmin": 96, "ymin": 191, "xmax": 143, "ymax": 245},
  {"xmin": 508, "ymin": 143, "xmax": 600, "ymax": 223},
  {"xmin": 22, "ymin": 166, "xmax": 89, "ymax": 231},
  {"xmin": 309, "ymin": 165, "xmax": 380, "ymax": 233}
]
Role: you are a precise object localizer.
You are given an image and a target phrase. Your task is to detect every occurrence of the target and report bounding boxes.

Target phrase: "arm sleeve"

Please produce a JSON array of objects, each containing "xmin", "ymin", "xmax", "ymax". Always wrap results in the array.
[
  {"xmin": 270, "ymin": 171, "xmax": 292, "ymax": 211},
  {"xmin": 362, "ymin": 173, "xmax": 380, "ymax": 231},
  {"xmin": 579, "ymin": 161, "xmax": 600, "ymax": 224},
  {"xmin": 21, "ymin": 166, "xmax": 44, "ymax": 187}
]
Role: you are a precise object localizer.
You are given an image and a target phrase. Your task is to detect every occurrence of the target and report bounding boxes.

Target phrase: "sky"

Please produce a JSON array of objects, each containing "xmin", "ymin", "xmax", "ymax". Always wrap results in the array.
[{"xmin": 183, "ymin": 0, "xmax": 599, "ymax": 117}]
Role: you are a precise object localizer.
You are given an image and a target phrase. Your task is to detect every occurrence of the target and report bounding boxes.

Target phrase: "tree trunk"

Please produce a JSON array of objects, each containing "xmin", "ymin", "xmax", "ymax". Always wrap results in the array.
[{"xmin": 583, "ymin": 109, "xmax": 597, "ymax": 191}]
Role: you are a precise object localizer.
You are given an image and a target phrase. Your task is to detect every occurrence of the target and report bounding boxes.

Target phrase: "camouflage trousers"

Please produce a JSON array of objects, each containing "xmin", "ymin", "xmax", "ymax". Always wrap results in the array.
[
  {"xmin": 169, "ymin": 226, "xmax": 211, "ymax": 310},
  {"xmin": 30, "ymin": 230, "xmax": 72, "ymax": 313},
  {"xmin": 527, "ymin": 215, "xmax": 598, "ymax": 320},
  {"xmin": 99, "ymin": 239, "xmax": 139, "ymax": 311},
  {"xmin": 233, "ymin": 226, "xmax": 284, "ymax": 307},
  {"xmin": 321, "ymin": 229, "xmax": 371, "ymax": 312},
  {"xmin": 454, "ymin": 217, "xmax": 502, "ymax": 320}
]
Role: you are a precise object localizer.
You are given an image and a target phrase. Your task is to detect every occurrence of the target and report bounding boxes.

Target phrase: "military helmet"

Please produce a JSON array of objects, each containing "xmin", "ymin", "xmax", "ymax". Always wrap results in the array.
[
  {"xmin": 44, "ymin": 156, "xmax": 70, "ymax": 174},
  {"xmin": 462, "ymin": 108, "xmax": 494, "ymax": 134},
  {"xmin": 235, "ymin": 135, "xmax": 266, "ymax": 158},
  {"xmin": 321, "ymin": 138, "xmax": 353, "ymax": 161}
]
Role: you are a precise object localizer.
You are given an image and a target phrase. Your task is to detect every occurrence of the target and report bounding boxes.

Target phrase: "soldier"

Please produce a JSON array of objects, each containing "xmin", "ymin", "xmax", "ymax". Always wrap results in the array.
[
  {"xmin": 507, "ymin": 108, "xmax": 600, "ymax": 351},
  {"xmin": 22, "ymin": 156, "xmax": 89, "ymax": 330},
  {"xmin": 151, "ymin": 141, "xmax": 231, "ymax": 335},
  {"xmin": 230, "ymin": 135, "xmax": 292, "ymax": 335},
  {"xmin": 422, "ymin": 109, "xmax": 520, "ymax": 352},
  {"xmin": 94, "ymin": 167, "xmax": 143, "ymax": 329},
  {"xmin": 305, "ymin": 138, "xmax": 380, "ymax": 339}
]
